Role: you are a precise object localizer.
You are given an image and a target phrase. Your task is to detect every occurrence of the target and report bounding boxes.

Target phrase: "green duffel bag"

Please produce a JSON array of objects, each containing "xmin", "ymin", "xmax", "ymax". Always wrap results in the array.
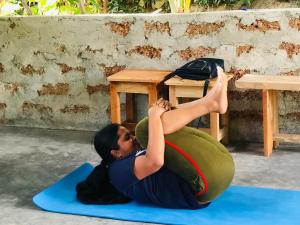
[{"xmin": 135, "ymin": 117, "xmax": 235, "ymax": 203}]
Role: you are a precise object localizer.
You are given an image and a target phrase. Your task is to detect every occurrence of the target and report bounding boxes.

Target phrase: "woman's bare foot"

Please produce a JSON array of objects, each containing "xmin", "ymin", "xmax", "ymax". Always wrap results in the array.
[
  {"xmin": 209, "ymin": 67, "xmax": 228, "ymax": 114},
  {"xmin": 204, "ymin": 69, "xmax": 223, "ymax": 98},
  {"xmin": 169, "ymin": 67, "xmax": 228, "ymax": 113}
]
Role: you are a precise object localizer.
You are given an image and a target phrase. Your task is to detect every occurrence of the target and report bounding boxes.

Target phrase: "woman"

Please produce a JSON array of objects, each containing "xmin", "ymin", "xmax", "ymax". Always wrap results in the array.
[{"xmin": 77, "ymin": 67, "xmax": 232, "ymax": 209}]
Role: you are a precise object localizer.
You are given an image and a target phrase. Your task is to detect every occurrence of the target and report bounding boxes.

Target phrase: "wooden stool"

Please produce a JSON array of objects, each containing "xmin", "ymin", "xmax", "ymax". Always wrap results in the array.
[
  {"xmin": 107, "ymin": 69, "xmax": 171, "ymax": 132},
  {"xmin": 236, "ymin": 74, "xmax": 300, "ymax": 156},
  {"xmin": 164, "ymin": 75, "xmax": 233, "ymax": 144}
]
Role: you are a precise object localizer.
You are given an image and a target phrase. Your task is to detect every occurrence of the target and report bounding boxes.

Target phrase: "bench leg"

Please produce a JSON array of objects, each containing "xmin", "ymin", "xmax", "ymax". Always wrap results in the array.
[
  {"xmin": 148, "ymin": 84, "xmax": 158, "ymax": 107},
  {"xmin": 169, "ymin": 86, "xmax": 179, "ymax": 107},
  {"xmin": 210, "ymin": 112, "xmax": 220, "ymax": 141},
  {"xmin": 221, "ymin": 110, "xmax": 229, "ymax": 145},
  {"xmin": 262, "ymin": 90, "xmax": 273, "ymax": 156},
  {"xmin": 110, "ymin": 83, "xmax": 121, "ymax": 123},
  {"xmin": 272, "ymin": 90, "xmax": 279, "ymax": 149}
]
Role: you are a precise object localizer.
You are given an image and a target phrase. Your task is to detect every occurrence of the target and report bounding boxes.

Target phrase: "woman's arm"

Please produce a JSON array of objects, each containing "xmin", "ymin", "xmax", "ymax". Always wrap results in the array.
[
  {"xmin": 133, "ymin": 99, "xmax": 169, "ymax": 180},
  {"xmin": 146, "ymin": 114, "xmax": 165, "ymax": 166}
]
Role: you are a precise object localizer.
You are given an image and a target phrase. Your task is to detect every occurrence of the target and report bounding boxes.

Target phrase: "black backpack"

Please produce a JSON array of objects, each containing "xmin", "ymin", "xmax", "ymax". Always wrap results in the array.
[
  {"xmin": 166, "ymin": 58, "xmax": 224, "ymax": 97},
  {"xmin": 164, "ymin": 58, "xmax": 225, "ymax": 128}
]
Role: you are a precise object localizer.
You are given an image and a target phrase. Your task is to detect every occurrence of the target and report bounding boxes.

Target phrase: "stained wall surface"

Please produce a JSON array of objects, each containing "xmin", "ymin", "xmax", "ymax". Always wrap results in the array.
[{"xmin": 0, "ymin": 9, "xmax": 299, "ymax": 141}]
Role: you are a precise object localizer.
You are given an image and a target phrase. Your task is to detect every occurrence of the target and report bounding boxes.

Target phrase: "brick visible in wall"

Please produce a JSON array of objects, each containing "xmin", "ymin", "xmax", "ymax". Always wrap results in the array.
[
  {"xmin": 4, "ymin": 83, "xmax": 19, "ymax": 94},
  {"xmin": 87, "ymin": 84, "xmax": 109, "ymax": 95},
  {"xmin": 280, "ymin": 68, "xmax": 300, "ymax": 76},
  {"xmin": 128, "ymin": 45, "xmax": 162, "ymax": 59},
  {"xmin": 236, "ymin": 45, "xmax": 254, "ymax": 57},
  {"xmin": 229, "ymin": 90, "xmax": 261, "ymax": 101},
  {"xmin": 21, "ymin": 64, "xmax": 45, "ymax": 76},
  {"xmin": 0, "ymin": 103, "xmax": 7, "ymax": 110},
  {"xmin": 106, "ymin": 22, "xmax": 133, "ymax": 37},
  {"xmin": 229, "ymin": 67, "xmax": 250, "ymax": 80},
  {"xmin": 100, "ymin": 64, "xmax": 126, "ymax": 77},
  {"xmin": 237, "ymin": 19, "xmax": 280, "ymax": 33},
  {"xmin": 289, "ymin": 18, "xmax": 300, "ymax": 31},
  {"xmin": 230, "ymin": 110, "xmax": 262, "ymax": 122},
  {"xmin": 60, "ymin": 104, "xmax": 90, "ymax": 114},
  {"xmin": 178, "ymin": 46, "xmax": 216, "ymax": 60},
  {"xmin": 185, "ymin": 22, "xmax": 225, "ymax": 38},
  {"xmin": 0, "ymin": 63, "xmax": 4, "ymax": 73},
  {"xmin": 37, "ymin": 83, "xmax": 69, "ymax": 96},
  {"xmin": 22, "ymin": 101, "xmax": 53, "ymax": 114},
  {"xmin": 279, "ymin": 42, "xmax": 300, "ymax": 59},
  {"xmin": 144, "ymin": 22, "xmax": 171, "ymax": 36},
  {"xmin": 57, "ymin": 63, "xmax": 86, "ymax": 74}
]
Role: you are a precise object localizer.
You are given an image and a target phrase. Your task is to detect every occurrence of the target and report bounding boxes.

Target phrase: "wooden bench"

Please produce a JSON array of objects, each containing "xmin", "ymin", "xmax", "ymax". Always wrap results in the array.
[
  {"xmin": 235, "ymin": 74, "xmax": 300, "ymax": 156},
  {"xmin": 107, "ymin": 69, "xmax": 171, "ymax": 132},
  {"xmin": 164, "ymin": 74, "xmax": 233, "ymax": 144}
]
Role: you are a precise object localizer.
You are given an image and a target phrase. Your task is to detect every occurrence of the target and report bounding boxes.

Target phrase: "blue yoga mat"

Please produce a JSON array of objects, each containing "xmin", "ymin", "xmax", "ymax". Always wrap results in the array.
[{"xmin": 33, "ymin": 163, "xmax": 300, "ymax": 225}]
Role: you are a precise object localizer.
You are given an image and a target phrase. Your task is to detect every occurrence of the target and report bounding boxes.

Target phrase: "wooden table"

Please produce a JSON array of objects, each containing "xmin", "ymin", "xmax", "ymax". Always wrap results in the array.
[
  {"xmin": 235, "ymin": 74, "xmax": 300, "ymax": 156},
  {"xmin": 107, "ymin": 69, "xmax": 171, "ymax": 132},
  {"xmin": 164, "ymin": 75, "xmax": 233, "ymax": 144}
]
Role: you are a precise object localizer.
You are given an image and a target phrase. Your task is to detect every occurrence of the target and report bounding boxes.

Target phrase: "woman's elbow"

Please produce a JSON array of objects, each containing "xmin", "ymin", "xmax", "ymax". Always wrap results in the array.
[{"xmin": 150, "ymin": 159, "xmax": 164, "ymax": 171}]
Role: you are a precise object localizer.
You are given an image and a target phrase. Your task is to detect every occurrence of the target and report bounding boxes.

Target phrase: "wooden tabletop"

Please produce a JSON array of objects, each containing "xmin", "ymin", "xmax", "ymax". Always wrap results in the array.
[
  {"xmin": 107, "ymin": 69, "xmax": 172, "ymax": 83},
  {"xmin": 235, "ymin": 75, "xmax": 300, "ymax": 91},
  {"xmin": 164, "ymin": 74, "xmax": 233, "ymax": 87}
]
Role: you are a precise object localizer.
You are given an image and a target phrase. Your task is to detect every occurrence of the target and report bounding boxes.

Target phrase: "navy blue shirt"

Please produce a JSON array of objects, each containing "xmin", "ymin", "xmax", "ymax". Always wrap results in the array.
[{"xmin": 108, "ymin": 150, "xmax": 208, "ymax": 209}]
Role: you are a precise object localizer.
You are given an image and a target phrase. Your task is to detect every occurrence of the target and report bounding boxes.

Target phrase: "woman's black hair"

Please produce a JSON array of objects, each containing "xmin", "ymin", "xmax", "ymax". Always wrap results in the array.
[
  {"xmin": 76, "ymin": 123, "xmax": 131, "ymax": 205},
  {"xmin": 93, "ymin": 123, "xmax": 120, "ymax": 165}
]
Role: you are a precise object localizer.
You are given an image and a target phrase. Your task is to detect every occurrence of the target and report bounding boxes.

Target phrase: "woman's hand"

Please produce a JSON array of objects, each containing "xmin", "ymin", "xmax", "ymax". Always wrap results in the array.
[{"xmin": 148, "ymin": 98, "xmax": 171, "ymax": 118}]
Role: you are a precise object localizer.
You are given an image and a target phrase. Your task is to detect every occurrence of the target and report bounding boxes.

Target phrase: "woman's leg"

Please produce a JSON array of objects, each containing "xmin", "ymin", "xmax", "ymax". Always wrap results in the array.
[{"xmin": 160, "ymin": 67, "xmax": 228, "ymax": 135}]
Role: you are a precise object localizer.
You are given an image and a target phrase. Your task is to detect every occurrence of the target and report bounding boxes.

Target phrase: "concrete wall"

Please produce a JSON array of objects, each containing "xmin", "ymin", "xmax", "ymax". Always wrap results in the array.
[{"xmin": 0, "ymin": 9, "xmax": 300, "ymax": 141}]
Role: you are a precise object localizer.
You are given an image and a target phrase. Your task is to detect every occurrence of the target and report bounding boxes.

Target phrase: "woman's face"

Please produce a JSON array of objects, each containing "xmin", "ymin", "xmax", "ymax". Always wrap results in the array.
[{"xmin": 115, "ymin": 126, "xmax": 135, "ymax": 159}]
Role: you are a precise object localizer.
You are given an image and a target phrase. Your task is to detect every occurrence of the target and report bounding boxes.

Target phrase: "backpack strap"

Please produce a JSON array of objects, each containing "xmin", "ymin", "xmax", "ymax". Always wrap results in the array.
[{"xmin": 203, "ymin": 79, "xmax": 210, "ymax": 97}]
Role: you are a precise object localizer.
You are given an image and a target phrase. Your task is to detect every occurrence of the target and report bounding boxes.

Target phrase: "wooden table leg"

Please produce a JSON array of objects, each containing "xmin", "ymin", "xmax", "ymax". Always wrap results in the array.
[
  {"xmin": 110, "ymin": 83, "xmax": 121, "ymax": 123},
  {"xmin": 262, "ymin": 90, "xmax": 273, "ymax": 156},
  {"xmin": 272, "ymin": 90, "xmax": 279, "ymax": 149},
  {"xmin": 222, "ymin": 110, "xmax": 229, "ymax": 145},
  {"xmin": 148, "ymin": 84, "xmax": 158, "ymax": 107},
  {"xmin": 169, "ymin": 86, "xmax": 179, "ymax": 107},
  {"xmin": 210, "ymin": 112, "xmax": 220, "ymax": 140}
]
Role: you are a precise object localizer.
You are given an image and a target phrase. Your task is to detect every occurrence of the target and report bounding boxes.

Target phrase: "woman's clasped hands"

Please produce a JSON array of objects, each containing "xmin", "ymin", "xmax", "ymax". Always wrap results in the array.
[{"xmin": 148, "ymin": 98, "xmax": 172, "ymax": 118}]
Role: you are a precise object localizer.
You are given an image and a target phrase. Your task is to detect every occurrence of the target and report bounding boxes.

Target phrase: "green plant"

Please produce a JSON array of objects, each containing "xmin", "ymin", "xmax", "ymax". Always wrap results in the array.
[
  {"xmin": 0, "ymin": 0, "xmax": 181, "ymax": 15},
  {"xmin": 168, "ymin": 0, "xmax": 191, "ymax": 13},
  {"xmin": 108, "ymin": 0, "xmax": 144, "ymax": 13},
  {"xmin": 194, "ymin": 0, "xmax": 238, "ymax": 7},
  {"xmin": 0, "ymin": 0, "xmax": 104, "ymax": 16},
  {"xmin": 139, "ymin": 0, "xmax": 168, "ymax": 10},
  {"xmin": 240, "ymin": 0, "xmax": 251, "ymax": 8}
]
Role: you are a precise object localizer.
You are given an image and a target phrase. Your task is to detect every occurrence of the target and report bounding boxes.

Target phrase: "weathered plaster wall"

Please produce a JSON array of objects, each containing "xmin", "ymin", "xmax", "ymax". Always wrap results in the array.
[{"xmin": 0, "ymin": 9, "xmax": 299, "ymax": 141}]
